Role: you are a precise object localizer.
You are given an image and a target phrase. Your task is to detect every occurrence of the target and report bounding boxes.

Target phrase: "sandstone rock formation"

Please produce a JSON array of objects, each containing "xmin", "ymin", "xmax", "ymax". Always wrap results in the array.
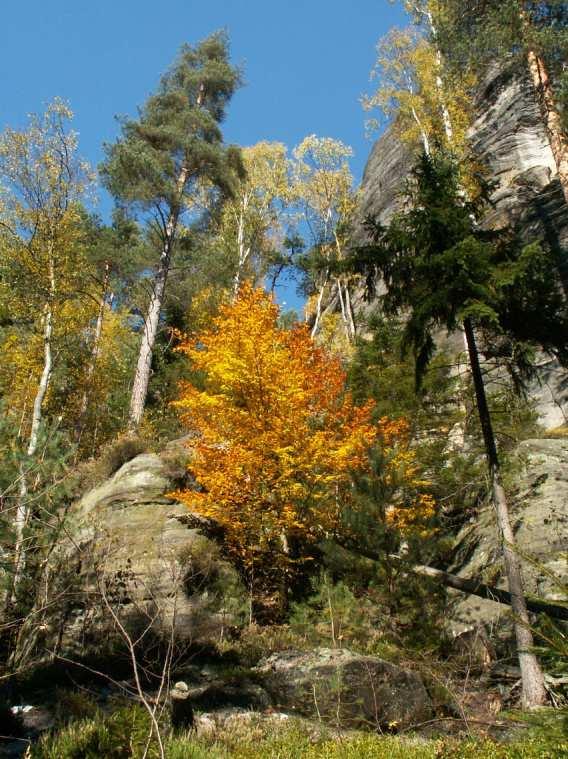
[
  {"xmin": 352, "ymin": 64, "xmax": 568, "ymax": 427},
  {"xmin": 255, "ymin": 648, "xmax": 433, "ymax": 729},
  {"xmin": 46, "ymin": 447, "xmax": 245, "ymax": 660},
  {"xmin": 449, "ymin": 437, "xmax": 568, "ymax": 634}
]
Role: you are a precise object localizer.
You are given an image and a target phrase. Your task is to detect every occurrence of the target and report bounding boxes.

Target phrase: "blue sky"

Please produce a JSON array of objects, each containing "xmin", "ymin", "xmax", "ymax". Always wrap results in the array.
[{"xmin": 1, "ymin": 0, "xmax": 406, "ymax": 310}]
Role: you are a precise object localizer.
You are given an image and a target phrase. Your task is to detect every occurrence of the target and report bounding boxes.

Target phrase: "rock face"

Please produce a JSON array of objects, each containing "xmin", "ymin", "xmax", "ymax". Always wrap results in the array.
[
  {"xmin": 255, "ymin": 648, "xmax": 433, "ymax": 729},
  {"xmin": 357, "ymin": 65, "xmax": 568, "ymax": 245},
  {"xmin": 449, "ymin": 437, "xmax": 568, "ymax": 633},
  {"xmin": 353, "ymin": 64, "xmax": 568, "ymax": 427},
  {"xmin": 50, "ymin": 448, "xmax": 245, "ymax": 659}
]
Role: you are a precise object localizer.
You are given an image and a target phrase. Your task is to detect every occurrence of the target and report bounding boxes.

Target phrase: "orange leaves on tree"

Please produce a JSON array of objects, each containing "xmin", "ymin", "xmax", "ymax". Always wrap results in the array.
[
  {"xmin": 172, "ymin": 284, "xmax": 378, "ymax": 583},
  {"xmin": 376, "ymin": 416, "xmax": 436, "ymax": 534}
]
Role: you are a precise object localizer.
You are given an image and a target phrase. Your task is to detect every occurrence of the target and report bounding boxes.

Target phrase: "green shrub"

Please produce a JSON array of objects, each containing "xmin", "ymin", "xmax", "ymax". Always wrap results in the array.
[
  {"xmin": 32, "ymin": 703, "xmax": 161, "ymax": 759},
  {"xmin": 100, "ymin": 436, "xmax": 148, "ymax": 478},
  {"xmin": 51, "ymin": 688, "xmax": 100, "ymax": 726},
  {"xmin": 224, "ymin": 623, "xmax": 308, "ymax": 667}
]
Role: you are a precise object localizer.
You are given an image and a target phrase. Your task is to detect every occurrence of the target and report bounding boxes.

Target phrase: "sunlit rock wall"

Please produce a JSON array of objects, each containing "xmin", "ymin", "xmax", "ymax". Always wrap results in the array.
[{"xmin": 354, "ymin": 64, "xmax": 568, "ymax": 428}]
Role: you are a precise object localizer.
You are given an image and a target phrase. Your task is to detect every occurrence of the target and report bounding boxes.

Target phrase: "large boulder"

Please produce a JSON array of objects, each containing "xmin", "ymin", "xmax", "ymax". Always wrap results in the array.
[
  {"xmin": 449, "ymin": 437, "xmax": 568, "ymax": 634},
  {"xmin": 44, "ymin": 447, "xmax": 245, "ymax": 660},
  {"xmin": 255, "ymin": 648, "xmax": 433, "ymax": 729}
]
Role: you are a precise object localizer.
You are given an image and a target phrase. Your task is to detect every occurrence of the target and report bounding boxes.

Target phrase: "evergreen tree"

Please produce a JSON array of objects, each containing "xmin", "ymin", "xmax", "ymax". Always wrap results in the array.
[
  {"xmin": 100, "ymin": 31, "xmax": 243, "ymax": 429},
  {"xmin": 348, "ymin": 150, "xmax": 568, "ymax": 709}
]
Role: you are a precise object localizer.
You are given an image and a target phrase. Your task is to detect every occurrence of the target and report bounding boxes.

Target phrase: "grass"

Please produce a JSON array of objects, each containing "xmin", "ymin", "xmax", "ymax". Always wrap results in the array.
[{"xmin": 31, "ymin": 703, "xmax": 568, "ymax": 759}]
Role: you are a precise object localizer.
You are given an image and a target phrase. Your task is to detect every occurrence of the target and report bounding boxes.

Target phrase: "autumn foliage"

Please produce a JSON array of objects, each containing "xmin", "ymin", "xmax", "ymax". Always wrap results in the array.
[
  {"xmin": 172, "ymin": 286, "xmax": 377, "ymax": 588},
  {"xmin": 172, "ymin": 285, "xmax": 436, "ymax": 608}
]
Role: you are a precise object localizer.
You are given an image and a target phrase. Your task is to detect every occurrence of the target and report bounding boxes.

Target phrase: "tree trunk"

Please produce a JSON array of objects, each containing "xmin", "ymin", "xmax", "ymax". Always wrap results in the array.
[
  {"xmin": 128, "ymin": 227, "xmax": 174, "ymax": 430},
  {"xmin": 336, "ymin": 277, "xmax": 351, "ymax": 341},
  {"xmin": 335, "ymin": 537, "xmax": 568, "ymax": 620},
  {"xmin": 10, "ymin": 299, "xmax": 53, "ymax": 604},
  {"xmin": 310, "ymin": 268, "xmax": 330, "ymax": 338},
  {"xmin": 232, "ymin": 198, "xmax": 251, "ymax": 300},
  {"xmin": 526, "ymin": 48, "xmax": 568, "ymax": 205},
  {"xmin": 344, "ymin": 280, "xmax": 357, "ymax": 340},
  {"xmin": 411, "ymin": 105, "xmax": 431, "ymax": 155},
  {"xmin": 128, "ymin": 167, "xmax": 188, "ymax": 430},
  {"xmin": 128, "ymin": 83, "xmax": 205, "ymax": 430},
  {"xmin": 463, "ymin": 317, "xmax": 546, "ymax": 709},
  {"xmin": 75, "ymin": 262, "xmax": 112, "ymax": 443},
  {"xmin": 423, "ymin": 8, "xmax": 454, "ymax": 145}
]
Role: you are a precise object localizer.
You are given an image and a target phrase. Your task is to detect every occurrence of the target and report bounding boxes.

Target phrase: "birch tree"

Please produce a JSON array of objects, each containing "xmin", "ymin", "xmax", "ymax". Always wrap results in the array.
[
  {"xmin": 101, "ymin": 32, "xmax": 242, "ymax": 430},
  {"xmin": 0, "ymin": 100, "xmax": 92, "ymax": 599},
  {"xmin": 363, "ymin": 27, "xmax": 434, "ymax": 155},
  {"xmin": 216, "ymin": 141, "xmax": 290, "ymax": 297},
  {"xmin": 292, "ymin": 136, "xmax": 358, "ymax": 341},
  {"xmin": 367, "ymin": 16, "xmax": 474, "ymax": 180}
]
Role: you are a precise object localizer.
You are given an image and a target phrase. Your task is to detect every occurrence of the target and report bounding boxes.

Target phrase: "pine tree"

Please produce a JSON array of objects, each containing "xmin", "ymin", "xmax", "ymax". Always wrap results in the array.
[
  {"xmin": 100, "ymin": 31, "xmax": 242, "ymax": 429},
  {"xmin": 348, "ymin": 150, "xmax": 568, "ymax": 709}
]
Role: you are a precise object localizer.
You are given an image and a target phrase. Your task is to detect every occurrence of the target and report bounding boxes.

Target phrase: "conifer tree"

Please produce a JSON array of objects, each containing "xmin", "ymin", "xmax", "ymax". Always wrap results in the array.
[
  {"xmin": 349, "ymin": 151, "xmax": 568, "ymax": 709},
  {"xmin": 101, "ymin": 32, "xmax": 242, "ymax": 429}
]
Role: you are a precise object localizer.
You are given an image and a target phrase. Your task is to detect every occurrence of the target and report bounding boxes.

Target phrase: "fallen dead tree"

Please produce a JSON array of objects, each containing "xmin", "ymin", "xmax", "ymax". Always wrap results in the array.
[{"xmin": 335, "ymin": 541, "xmax": 568, "ymax": 621}]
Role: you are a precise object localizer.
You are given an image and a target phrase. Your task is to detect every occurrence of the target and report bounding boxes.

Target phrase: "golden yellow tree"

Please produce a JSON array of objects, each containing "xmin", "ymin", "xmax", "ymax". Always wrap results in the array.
[
  {"xmin": 172, "ymin": 285, "xmax": 378, "ymax": 607},
  {"xmin": 292, "ymin": 136, "xmax": 359, "ymax": 342},
  {"xmin": 216, "ymin": 141, "xmax": 290, "ymax": 297},
  {"xmin": 0, "ymin": 101, "xmax": 93, "ymax": 598},
  {"xmin": 364, "ymin": 26, "xmax": 474, "ymax": 166}
]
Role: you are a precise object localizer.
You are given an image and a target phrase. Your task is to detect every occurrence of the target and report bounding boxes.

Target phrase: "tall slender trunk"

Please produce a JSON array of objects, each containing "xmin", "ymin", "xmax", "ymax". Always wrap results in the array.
[
  {"xmin": 417, "ymin": 5, "xmax": 546, "ymax": 708},
  {"xmin": 335, "ymin": 277, "xmax": 357, "ymax": 343},
  {"xmin": 128, "ymin": 194, "xmax": 181, "ymax": 430},
  {"xmin": 333, "ymin": 232, "xmax": 356, "ymax": 342},
  {"xmin": 310, "ymin": 268, "xmax": 330, "ymax": 338},
  {"xmin": 336, "ymin": 277, "xmax": 350, "ymax": 340},
  {"xmin": 75, "ymin": 262, "xmax": 112, "ymax": 443},
  {"xmin": 344, "ymin": 280, "xmax": 357, "ymax": 340},
  {"xmin": 232, "ymin": 197, "xmax": 251, "ymax": 299},
  {"xmin": 411, "ymin": 105, "xmax": 431, "ymax": 155},
  {"xmin": 526, "ymin": 49, "xmax": 568, "ymax": 204},
  {"xmin": 11, "ymin": 297, "xmax": 54, "ymax": 604},
  {"xmin": 128, "ymin": 84, "xmax": 205, "ymax": 430},
  {"xmin": 463, "ymin": 317, "xmax": 546, "ymax": 710},
  {"xmin": 423, "ymin": 8, "xmax": 454, "ymax": 145}
]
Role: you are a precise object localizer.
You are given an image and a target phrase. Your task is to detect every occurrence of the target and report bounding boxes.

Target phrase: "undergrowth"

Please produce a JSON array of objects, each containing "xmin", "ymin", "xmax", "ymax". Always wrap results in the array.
[{"xmin": 31, "ymin": 703, "xmax": 568, "ymax": 759}]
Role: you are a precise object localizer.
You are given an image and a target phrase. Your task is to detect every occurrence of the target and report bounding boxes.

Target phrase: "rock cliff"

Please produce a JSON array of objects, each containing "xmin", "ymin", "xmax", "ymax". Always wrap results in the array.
[
  {"xmin": 449, "ymin": 436, "xmax": 568, "ymax": 634},
  {"xmin": 26, "ymin": 446, "xmax": 246, "ymax": 664},
  {"xmin": 352, "ymin": 64, "xmax": 568, "ymax": 427}
]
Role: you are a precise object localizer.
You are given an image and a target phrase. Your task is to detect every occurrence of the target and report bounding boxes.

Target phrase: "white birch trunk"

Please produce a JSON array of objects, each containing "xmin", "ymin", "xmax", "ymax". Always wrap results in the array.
[
  {"xmin": 232, "ymin": 195, "xmax": 251, "ymax": 299},
  {"xmin": 11, "ymin": 298, "xmax": 53, "ymax": 603},
  {"xmin": 76, "ymin": 262, "xmax": 111, "ymax": 441},
  {"xmin": 310, "ymin": 268, "xmax": 330, "ymax": 338},
  {"xmin": 423, "ymin": 9, "xmax": 454, "ymax": 145},
  {"xmin": 344, "ymin": 280, "xmax": 357, "ymax": 340},
  {"xmin": 411, "ymin": 105, "xmax": 431, "ymax": 155},
  {"xmin": 336, "ymin": 277, "xmax": 353, "ymax": 342}
]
